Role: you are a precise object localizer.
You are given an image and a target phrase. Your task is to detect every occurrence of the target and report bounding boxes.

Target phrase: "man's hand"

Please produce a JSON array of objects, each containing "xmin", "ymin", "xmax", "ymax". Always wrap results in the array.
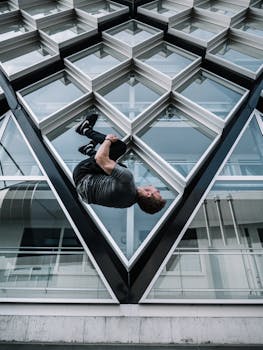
[{"xmin": 105, "ymin": 134, "xmax": 118, "ymax": 143}]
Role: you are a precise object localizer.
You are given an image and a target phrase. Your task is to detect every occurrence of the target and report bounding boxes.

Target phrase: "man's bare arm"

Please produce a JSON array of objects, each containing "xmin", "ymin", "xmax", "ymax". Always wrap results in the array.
[{"xmin": 95, "ymin": 134, "xmax": 118, "ymax": 175}]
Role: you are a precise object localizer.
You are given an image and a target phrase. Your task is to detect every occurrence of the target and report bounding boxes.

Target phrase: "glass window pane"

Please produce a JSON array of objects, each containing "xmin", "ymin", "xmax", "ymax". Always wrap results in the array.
[
  {"xmin": 41, "ymin": 19, "xmax": 93, "ymax": 42},
  {"xmin": 91, "ymin": 151, "xmax": 177, "ymax": 259},
  {"xmin": 138, "ymin": 105, "xmax": 216, "ymax": 177},
  {"xmin": 0, "ymin": 181, "xmax": 111, "ymax": 300},
  {"xmin": 46, "ymin": 106, "xmax": 124, "ymax": 172},
  {"xmin": 22, "ymin": 72, "xmax": 86, "ymax": 122},
  {"xmin": 147, "ymin": 181, "xmax": 263, "ymax": 300},
  {"xmin": 98, "ymin": 72, "xmax": 165, "ymax": 119},
  {"xmin": 210, "ymin": 39, "xmax": 263, "ymax": 72},
  {"xmin": 141, "ymin": 0, "xmax": 187, "ymax": 17},
  {"xmin": 196, "ymin": 0, "xmax": 244, "ymax": 16},
  {"xmin": 0, "ymin": 42, "xmax": 54, "ymax": 75},
  {"xmin": 171, "ymin": 18, "xmax": 223, "ymax": 41},
  {"xmin": 68, "ymin": 43, "xmax": 126, "ymax": 78},
  {"xmin": 78, "ymin": 0, "xmax": 123, "ymax": 17},
  {"xmin": 0, "ymin": 19, "xmax": 29, "ymax": 41},
  {"xmin": 0, "ymin": 2, "xmax": 14, "ymax": 14},
  {"xmin": 176, "ymin": 71, "xmax": 243, "ymax": 119},
  {"xmin": 0, "ymin": 118, "xmax": 42, "ymax": 176},
  {"xmin": 252, "ymin": 1, "xmax": 263, "ymax": 9},
  {"xmin": 137, "ymin": 42, "xmax": 196, "ymax": 77},
  {"xmin": 221, "ymin": 117, "xmax": 263, "ymax": 176},
  {"xmin": 106, "ymin": 21, "xmax": 160, "ymax": 46},
  {"xmin": 233, "ymin": 18, "xmax": 263, "ymax": 37},
  {"xmin": 24, "ymin": 1, "xmax": 67, "ymax": 19}
]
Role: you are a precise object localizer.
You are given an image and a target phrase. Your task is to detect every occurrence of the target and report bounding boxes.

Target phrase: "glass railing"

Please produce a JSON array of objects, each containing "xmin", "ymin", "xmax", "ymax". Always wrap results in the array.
[
  {"xmin": 0, "ymin": 248, "xmax": 111, "ymax": 300},
  {"xmin": 147, "ymin": 248, "xmax": 263, "ymax": 300}
]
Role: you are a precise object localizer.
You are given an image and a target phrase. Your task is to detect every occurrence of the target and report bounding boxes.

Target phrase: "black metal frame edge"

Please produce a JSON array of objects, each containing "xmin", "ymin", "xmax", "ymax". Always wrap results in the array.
[
  {"xmin": 129, "ymin": 74, "xmax": 263, "ymax": 302},
  {"xmin": 0, "ymin": 70, "xmax": 129, "ymax": 303},
  {"xmin": 0, "ymin": 3, "xmax": 262, "ymax": 304}
]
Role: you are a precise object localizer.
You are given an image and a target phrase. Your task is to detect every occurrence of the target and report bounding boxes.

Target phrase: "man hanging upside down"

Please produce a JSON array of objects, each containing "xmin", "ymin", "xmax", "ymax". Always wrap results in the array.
[{"xmin": 73, "ymin": 113, "xmax": 166, "ymax": 214}]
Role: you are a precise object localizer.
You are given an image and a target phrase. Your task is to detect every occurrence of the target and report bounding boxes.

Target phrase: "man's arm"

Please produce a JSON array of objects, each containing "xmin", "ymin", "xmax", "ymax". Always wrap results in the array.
[{"xmin": 95, "ymin": 134, "xmax": 118, "ymax": 175}]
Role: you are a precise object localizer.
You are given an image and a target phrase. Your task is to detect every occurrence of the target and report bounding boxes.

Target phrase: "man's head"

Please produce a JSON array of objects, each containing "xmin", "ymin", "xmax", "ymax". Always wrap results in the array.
[{"xmin": 137, "ymin": 186, "xmax": 166, "ymax": 214}]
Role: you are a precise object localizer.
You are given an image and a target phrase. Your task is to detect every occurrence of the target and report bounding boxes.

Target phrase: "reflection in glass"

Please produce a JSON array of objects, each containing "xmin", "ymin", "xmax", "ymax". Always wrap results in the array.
[
  {"xmin": 78, "ymin": 0, "xmax": 123, "ymax": 17},
  {"xmin": 24, "ymin": 1, "xmax": 67, "ymax": 19},
  {"xmin": 141, "ymin": 0, "xmax": 187, "ymax": 17},
  {"xmin": 171, "ymin": 18, "xmax": 223, "ymax": 41},
  {"xmin": 0, "ymin": 2, "xmax": 13, "ymax": 14},
  {"xmin": 221, "ymin": 117, "xmax": 263, "ymax": 176},
  {"xmin": 233, "ymin": 18, "xmax": 263, "ymax": 37},
  {"xmin": 0, "ymin": 118, "xmax": 42, "ymax": 176},
  {"xmin": 0, "ymin": 19, "xmax": 29, "ymax": 42},
  {"xmin": 99, "ymin": 72, "xmax": 165, "ymax": 119},
  {"xmin": 139, "ymin": 105, "xmax": 216, "ymax": 177},
  {"xmin": 137, "ymin": 42, "xmax": 196, "ymax": 78},
  {"xmin": 0, "ymin": 181, "xmax": 111, "ymax": 299},
  {"xmin": 68, "ymin": 43, "xmax": 126, "ymax": 78},
  {"xmin": 41, "ymin": 19, "xmax": 93, "ymax": 43},
  {"xmin": 177, "ymin": 71, "xmax": 243, "ymax": 119},
  {"xmin": 252, "ymin": 1, "xmax": 263, "ymax": 9},
  {"xmin": 46, "ymin": 106, "xmax": 124, "ymax": 172},
  {"xmin": 0, "ymin": 42, "xmax": 53, "ymax": 76},
  {"xmin": 91, "ymin": 151, "xmax": 176, "ymax": 259},
  {"xmin": 210, "ymin": 39, "xmax": 263, "ymax": 73},
  {"xmin": 22, "ymin": 72, "xmax": 85, "ymax": 121},
  {"xmin": 196, "ymin": 0, "xmax": 244, "ymax": 16},
  {"xmin": 147, "ymin": 181, "xmax": 263, "ymax": 299},
  {"xmin": 106, "ymin": 21, "xmax": 160, "ymax": 46}
]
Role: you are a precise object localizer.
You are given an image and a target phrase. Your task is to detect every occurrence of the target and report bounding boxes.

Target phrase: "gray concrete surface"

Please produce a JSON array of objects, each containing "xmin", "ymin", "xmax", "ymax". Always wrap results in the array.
[{"xmin": 0, "ymin": 305, "xmax": 263, "ymax": 345}]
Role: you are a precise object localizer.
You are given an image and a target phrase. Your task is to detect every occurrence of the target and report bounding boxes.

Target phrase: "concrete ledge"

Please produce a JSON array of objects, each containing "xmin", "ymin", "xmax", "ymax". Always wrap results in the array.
[{"xmin": 1, "ymin": 314, "xmax": 263, "ymax": 345}]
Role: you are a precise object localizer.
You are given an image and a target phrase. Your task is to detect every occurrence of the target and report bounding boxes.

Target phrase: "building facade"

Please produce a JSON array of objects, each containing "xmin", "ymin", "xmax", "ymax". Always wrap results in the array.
[{"xmin": 0, "ymin": 0, "xmax": 263, "ymax": 347}]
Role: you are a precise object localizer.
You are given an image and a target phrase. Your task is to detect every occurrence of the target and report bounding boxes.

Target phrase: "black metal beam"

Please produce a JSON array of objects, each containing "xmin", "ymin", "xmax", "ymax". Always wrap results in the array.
[
  {"xmin": 0, "ymin": 70, "xmax": 130, "ymax": 303},
  {"xmin": 129, "ymin": 74, "xmax": 263, "ymax": 302},
  {"xmin": 1, "ymin": 3, "xmax": 262, "ymax": 304}
]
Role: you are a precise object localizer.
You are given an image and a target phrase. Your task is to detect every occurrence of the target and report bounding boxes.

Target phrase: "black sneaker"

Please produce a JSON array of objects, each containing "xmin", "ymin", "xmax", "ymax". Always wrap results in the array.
[
  {"xmin": 85, "ymin": 113, "xmax": 98, "ymax": 128},
  {"xmin": 78, "ymin": 141, "xmax": 96, "ymax": 156},
  {"xmin": 75, "ymin": 114, "xmax": 98, "ymax": 135}
]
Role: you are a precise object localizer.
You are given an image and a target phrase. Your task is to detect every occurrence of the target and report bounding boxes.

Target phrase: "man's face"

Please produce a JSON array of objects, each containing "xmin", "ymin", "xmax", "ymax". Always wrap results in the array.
[{"xmin": 141, "ymin": 185, "xmax": 162, "ymax": 201}]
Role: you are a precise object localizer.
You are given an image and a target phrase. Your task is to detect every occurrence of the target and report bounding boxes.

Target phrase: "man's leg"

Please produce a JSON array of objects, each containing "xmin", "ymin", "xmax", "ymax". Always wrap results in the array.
[
  {"xmin": 84, "ymin": 129, "xmax": 127, "ymax": 161},
  {"xmin": 76, "ymin": 113, "xmax": 127, "ymax": 160}
]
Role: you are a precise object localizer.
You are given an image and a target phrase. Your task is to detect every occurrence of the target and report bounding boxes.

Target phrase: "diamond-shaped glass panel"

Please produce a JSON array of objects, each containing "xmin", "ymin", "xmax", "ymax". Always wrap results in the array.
[
  {"xmin": 77, "ymin": 0, "xmax": 124, "ymax": 17},
  {"xmin": 98, "ymin": 72, "xmax": 166, "ymax": 120},
  {"xmin": 221, "ymin": 116, "xmax": 263, "ymax": 176},
  {"xmin": 140, "ymin": 0, "xmax": 187, "ymax": 17},
  {"xmin": 196, "ymin": 0, "xmax": 244, "ymax": 16},
  {"xmin": 23, "ymin": 1, "xmax": 68, "ymax": 19},
  {"xmin": 91, "ymin": 151, "xmax": 177, "ymax": 260},
  {"xmin": 0, "ymin": 17, "xmax": 30, "ymax": 42},
  {"xmin": 21, "ymin": 72, "xmax": 86, "ymax": 122},
  {"xmin": 171, "ymin": 18, "xmax": 223, "ymax": 41},
  {"xmin": 138, "ymin": 105, "xmax": 217, "ymax": 177},
  {"xmin": 105, "ymin": 20, "xmax": 160, "ymax": 46},
  {"xmin": 0, "ymin": 41, "xmax": 55, "ymax": 76},
  {"xmin": 209, "ymin": 39, "xmax": 263, "ymax": 73},
  {"xmin": 233, "ymin": 17, "xmax": 263, "ymax": 37},
  {"xmin": 46, "ymin": 107, "xmax": 124, "ymax": 172},
  {"xmin": 41, "ymin": 18, "xmax": 94, "ymax": 43},
  {"xmin": 0, "ymin": 180, "xmax": 112, "ymax": 300},
  {"xmin": 67, "ymin": 43, "xmax": 127, "ymax": 79},
  {"xmin": 176, "ymin": 70, "xmax": 243, "ymax": 119},
  {"xmin": 0, "ymin": 118, "xmax": 42, "ymax": 176},
  {"xmin": 146, "ymin": 180, "xmax": 263, "ymax": 300},
  {"xmin": 137, "ymin": 42, "xmax": 197, "ymax": 78}
]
